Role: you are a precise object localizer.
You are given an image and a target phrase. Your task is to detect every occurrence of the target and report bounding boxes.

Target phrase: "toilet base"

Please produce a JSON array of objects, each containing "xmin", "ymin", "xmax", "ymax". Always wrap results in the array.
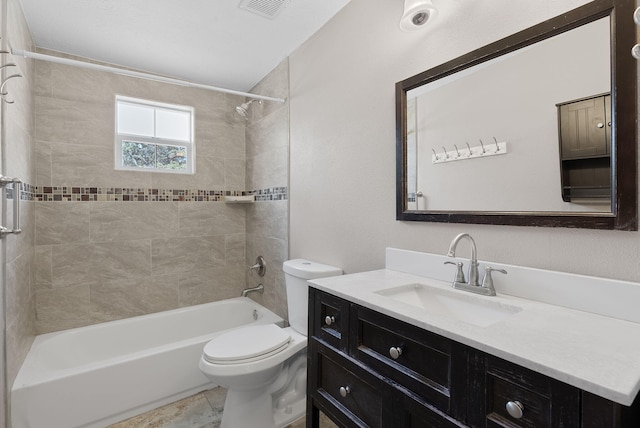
[
  {"xmin": 221, "ymin": 387, "xmax": 274, "ymax": 428},
  {"xmin": 219, "ymin": 350, "xmax": 307, "ymax": 428},
  {"xmin": 220, "ymin": 388, "xmax": 306, "ymax": 428}
]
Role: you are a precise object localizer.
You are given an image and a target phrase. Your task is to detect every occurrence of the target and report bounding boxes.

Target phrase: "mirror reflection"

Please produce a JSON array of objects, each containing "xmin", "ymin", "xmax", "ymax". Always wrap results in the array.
[{"xmin": 406, "ymin": 17, "xmax": 611, "ymax": 213}]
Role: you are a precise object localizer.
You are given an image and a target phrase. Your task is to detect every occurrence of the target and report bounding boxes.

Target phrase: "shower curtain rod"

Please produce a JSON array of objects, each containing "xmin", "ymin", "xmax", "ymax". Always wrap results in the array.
[{"xmin": 11, "ymin": 48, "xmax": 286, "ymax": 103}]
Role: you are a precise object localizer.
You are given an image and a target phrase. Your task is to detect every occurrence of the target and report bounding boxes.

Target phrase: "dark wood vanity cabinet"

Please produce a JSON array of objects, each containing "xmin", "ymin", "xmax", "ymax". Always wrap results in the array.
[{"xmin": 307, "ymin": 288, "xmax": 640, "ymax": 428}]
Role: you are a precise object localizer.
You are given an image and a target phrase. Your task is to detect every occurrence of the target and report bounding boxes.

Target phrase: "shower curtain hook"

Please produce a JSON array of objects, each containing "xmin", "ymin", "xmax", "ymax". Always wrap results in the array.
[{"xmin": 0, "ymin": 73, "xmax": 22, "ymax": 96}]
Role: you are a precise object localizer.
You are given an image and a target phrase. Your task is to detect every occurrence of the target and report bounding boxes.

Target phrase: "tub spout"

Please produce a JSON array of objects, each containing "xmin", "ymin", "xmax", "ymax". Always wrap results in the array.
[{"xmin": 242, "ymin": 283, "xmax": 264, "ymax": 297}]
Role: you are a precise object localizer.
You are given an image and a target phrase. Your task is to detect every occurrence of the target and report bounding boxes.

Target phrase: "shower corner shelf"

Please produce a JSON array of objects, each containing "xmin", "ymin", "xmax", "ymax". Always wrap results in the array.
[{"xmin": 224, "ymin": 195, "xmax": 255, "ymax": 204}]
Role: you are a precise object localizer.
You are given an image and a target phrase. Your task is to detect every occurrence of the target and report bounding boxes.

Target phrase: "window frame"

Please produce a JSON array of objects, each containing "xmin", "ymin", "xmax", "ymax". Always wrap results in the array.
[{"xmin": 115, "ymin": 95, "xmax": 195, "ymax": 175}]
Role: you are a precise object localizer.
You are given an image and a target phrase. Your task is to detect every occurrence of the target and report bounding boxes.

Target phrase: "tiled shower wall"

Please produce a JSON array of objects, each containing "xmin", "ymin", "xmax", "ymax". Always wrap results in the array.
[
  {"xmin": 3, "ymin": 0, "xmax": 36, "ymax": 425},
  {"xmin": 245, "ymin": 60, "xmax": 290, "ymax": 320},
  {"xmin": 32, "ymin": 52, "xmax": 289, "ymax": 333}
]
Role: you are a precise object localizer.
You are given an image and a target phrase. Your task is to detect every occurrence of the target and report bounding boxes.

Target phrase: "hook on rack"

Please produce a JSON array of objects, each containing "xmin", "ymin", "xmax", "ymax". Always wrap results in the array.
[
  {"xmin": 0, "ymin": 50, "xmax": 22, "ymax": 104},
  {"xmin": 432, "ymin": 137, "xmax": 508, "ymax": 164},
  {"xmin": 0, "ymin": 73, "xmax": 22, "ymax": 104}
]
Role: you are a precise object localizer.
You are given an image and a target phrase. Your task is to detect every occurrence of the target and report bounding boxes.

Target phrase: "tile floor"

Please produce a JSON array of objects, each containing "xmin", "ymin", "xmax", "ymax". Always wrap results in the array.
[{"xmin": 109, "ymin": 387, "xmax": 336, "ymax": 428}]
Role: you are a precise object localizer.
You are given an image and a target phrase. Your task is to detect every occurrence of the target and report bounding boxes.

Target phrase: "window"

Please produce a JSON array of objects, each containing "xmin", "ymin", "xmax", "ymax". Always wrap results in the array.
[{"xmin": 115, "ymin": 96, "xmax": 195, "ymax": 174}]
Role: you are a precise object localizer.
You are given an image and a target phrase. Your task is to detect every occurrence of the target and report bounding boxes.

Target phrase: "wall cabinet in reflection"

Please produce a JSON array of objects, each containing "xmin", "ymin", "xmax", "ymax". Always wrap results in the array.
[{"xmin": 557, "ymin": 94, "xmax": 611, "ymax": 202}]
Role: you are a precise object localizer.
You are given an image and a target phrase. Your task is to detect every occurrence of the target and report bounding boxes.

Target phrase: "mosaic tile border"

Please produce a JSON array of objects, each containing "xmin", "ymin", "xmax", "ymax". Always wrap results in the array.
[{"xmin": 7, "ymin": 183, "xmax": 287, "ymax": 202}]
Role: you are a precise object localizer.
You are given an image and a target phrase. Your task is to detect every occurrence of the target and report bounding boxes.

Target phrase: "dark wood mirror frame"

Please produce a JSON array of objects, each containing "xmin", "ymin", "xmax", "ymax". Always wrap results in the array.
[{"xmin": 396, "ymin": 0, "xmax": 637, "ymax": 230}]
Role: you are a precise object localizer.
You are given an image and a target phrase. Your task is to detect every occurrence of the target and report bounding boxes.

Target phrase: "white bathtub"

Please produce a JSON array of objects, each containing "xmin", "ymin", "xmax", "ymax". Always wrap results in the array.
[{"xmin": 11, "ymin": 297, "xmax": 284, "ymax": 428}]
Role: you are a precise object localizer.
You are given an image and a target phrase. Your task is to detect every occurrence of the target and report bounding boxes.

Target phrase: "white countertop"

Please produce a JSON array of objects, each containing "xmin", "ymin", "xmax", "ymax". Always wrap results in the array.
[{"xmin": 309, "ymin": 267, "xmax": 640, "ymax": 406}]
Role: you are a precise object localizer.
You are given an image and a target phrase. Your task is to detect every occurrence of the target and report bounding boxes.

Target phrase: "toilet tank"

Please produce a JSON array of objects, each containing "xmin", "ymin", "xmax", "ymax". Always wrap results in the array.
[{"xmin": 283, "ymin": 259, "xmax": 342, "ymax": 335}]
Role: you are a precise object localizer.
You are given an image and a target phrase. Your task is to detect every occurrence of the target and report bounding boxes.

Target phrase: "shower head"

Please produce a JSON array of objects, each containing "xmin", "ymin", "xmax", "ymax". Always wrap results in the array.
[{"xmin": 235, "ymin": 99, "xmax": 262, "ymax": 118}]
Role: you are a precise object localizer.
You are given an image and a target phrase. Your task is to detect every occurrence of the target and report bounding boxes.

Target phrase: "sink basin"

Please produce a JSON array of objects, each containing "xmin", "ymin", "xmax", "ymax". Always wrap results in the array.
[{"xmin": 375, "ymin": 283, "xmax": 522, "ymax": 327}]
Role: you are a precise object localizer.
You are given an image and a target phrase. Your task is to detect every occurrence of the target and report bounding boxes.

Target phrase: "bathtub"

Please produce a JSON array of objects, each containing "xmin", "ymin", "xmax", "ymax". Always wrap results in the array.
[{"xmin": 11, "ymin": 297, "xmax": 284, "ymax": 428}]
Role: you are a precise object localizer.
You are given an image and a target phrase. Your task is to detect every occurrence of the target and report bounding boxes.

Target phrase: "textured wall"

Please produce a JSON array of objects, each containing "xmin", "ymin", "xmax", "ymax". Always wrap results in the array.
[
  {"xmin": 31, "ymin": 55, "xmax": 291, "ymax": 332},
  {"xmin": 289, "ymin": 0, "xmax": 640, "ymax": 283},
  {"xmin": 32, "ymin": 54, "xmax": 250, "ymax": 333},
  {"xmin": 244, "ymin": 59, "xmax": 290, "ymax": 320},
  {"xmin": 2, "ymin": 0, "xmax": 36, "ymax": 425}
]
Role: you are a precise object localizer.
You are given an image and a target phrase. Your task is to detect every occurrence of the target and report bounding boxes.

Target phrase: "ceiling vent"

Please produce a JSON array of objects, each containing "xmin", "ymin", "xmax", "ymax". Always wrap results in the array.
[{"xmin": 238, "ymin": 0, "xmax": 291, "ymax": 19}]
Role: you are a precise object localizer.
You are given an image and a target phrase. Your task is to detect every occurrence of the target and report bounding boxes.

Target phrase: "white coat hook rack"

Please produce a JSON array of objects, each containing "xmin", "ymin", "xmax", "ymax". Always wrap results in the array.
[
  {"xmin": 0, "ymin": 176, "xmax": 22, "ymax": 238},
  {"xmin": 432, "ymin": 137, "xmax": 508, "ymax": 164}
]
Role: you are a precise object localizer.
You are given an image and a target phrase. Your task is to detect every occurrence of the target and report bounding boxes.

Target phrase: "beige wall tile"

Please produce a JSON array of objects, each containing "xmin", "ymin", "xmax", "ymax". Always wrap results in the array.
[
  {"xmin": 35, "ymin": 201, "xmax": 90, "ymax": 245},
  {"xmin": 225, "ymin": 233, "xmax": 246, "ymax": 265},
  {"xmin": 5, "ymin": 294, "xmax": 35, "ymax": 394},
  {"xmin": 90, "ymin": 275, "xmax": 180, "ymax": 322},
  {"xmin": 247, "ymin": 145, "xmax": 288, "ymax": 191},
  {"xmin": 151, "ymin": 236, "xmax": 226, "ymax": 275},
  {"xmin": 6, "ymin": 252, "xmax": 33, "ymax": 331},
  {"xmin": 34, "ymin": 245, "xmax": 52, "ymax": 290},
  {"xmin": 35, "ymin": 95, "xmax": 113, "ymax": 146},
  {"xmin": 35, "ymin": 140, "xmax": 52, "ymax": 186},
  {"xmin": 35, "ymin": 283, "xmax": 90, "ymax": 323},
  {"xmin": 90, "ymin": 201, "xmax": 179, "ymax": 242},
  {"xmin": 224, "ymin": 158, "xmax": 245, "ymax": 190},
  {"xmin": 195, "ymin": 120, "xmax": 245, "ymax": 159},
  {"xmin": 178, "ymin": 202, "xmax": 245, "ymax": 237},
  {"xmin": 51, "ymin": 240, "xmax": 152, "ymax": 287},
  {"xmin": 247, "ymin": 200, "xmax": 288, "ymax": 238},
  {"xmin": 178, "ymin": 266, "xmax": 244, "ymax": 306}
]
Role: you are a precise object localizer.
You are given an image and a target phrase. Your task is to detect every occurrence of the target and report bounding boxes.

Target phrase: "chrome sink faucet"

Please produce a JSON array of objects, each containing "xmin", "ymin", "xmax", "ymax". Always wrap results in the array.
[
  {"xmin": 445, "ymin": 233, "xmax": 506, "ymax": 296},
  {"xmin": 447, "ymin": 233, "xmax": 480, "ymax": 286}
]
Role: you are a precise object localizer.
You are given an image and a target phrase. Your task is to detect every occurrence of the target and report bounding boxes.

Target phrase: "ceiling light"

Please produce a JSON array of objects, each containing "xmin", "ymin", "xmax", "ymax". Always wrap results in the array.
[{"xmin": 400, "ymin": 0, "xmax": 437, "ymax": 32}]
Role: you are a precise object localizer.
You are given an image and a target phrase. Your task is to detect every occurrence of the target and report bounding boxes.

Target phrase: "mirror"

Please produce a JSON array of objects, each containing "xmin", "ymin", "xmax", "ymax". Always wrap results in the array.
[{"xmin": 396, "ymin": 0, "xmax": 637, "ymax": 230}]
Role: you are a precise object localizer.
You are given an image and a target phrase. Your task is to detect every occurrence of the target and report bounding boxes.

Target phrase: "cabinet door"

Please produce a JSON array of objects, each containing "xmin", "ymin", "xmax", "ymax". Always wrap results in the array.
[{"xmin": 559, "ymin": 95, "xmax": 609, "ymax": 159}]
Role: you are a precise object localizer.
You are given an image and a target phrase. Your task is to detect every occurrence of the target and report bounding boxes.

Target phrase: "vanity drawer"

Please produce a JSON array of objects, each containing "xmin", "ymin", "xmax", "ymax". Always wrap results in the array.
[
  {"xmin": 310, "ymin": 340, "xmax": 392, "ymax": 427},
  {"xmin": 484, "ymin": 356, "xmax": 580, "ymax": 428},
  {"xmin": 349, "ymin": 305, "xmax": 457, "ymax": 413},
  {"xmin": 399, "ymin": 392, "xmax": 467, "ymax": 428},
  {"xmin": 311, "ymin": 289, "xmax": 350, "ymax": 351}
]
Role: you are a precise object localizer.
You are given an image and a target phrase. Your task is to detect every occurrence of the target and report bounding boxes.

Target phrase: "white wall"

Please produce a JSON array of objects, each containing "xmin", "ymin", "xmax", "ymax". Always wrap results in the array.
[
  {"xmin": 415, "ymin": 17, "xmax": 610, "ymax": 212},
  {"xmin": 289, "ymin": 0, "xmax": 640, "ymax": 282}
]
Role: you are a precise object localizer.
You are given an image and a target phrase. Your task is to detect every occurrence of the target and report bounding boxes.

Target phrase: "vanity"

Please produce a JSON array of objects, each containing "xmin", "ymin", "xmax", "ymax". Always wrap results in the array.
[{"xmin": 305, "ymin": 248, "xmax": 640, "ymax": 427}]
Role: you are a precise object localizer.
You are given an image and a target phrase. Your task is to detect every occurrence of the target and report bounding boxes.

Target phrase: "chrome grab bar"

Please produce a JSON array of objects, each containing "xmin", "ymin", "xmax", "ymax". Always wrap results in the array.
[{"xmin": 1, "ymin": 175, "xmax": 22, "ymax": 237}]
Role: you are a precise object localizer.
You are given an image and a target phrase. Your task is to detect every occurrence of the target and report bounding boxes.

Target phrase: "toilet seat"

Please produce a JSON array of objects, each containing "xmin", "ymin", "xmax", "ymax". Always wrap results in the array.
[{"xmin": 203, "ymin": 324, "xmax": 291, "ymax": 365}]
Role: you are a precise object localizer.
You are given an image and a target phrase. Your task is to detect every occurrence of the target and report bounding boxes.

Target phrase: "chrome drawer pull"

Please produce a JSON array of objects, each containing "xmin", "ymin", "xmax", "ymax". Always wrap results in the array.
[
  {"xmin": 389, "ymin": 346, "xmax": 403, "ymax": 360},
  {"xmin": 324, "ymin": 315, "xmax": 336, "ymax": 326},
  {"xmin": 339, "ymin": 386, "xmax": 351, "ymax": 398},
  {"xmin": 506, "ymin": 400, "xmax": 524, "ymax": 419}
]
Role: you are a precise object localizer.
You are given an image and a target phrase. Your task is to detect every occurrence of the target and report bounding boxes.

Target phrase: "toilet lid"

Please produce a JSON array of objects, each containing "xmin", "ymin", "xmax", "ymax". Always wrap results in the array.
[{"xmin": 203, "ymin": 324, "xmax": 291, "ymax": 364}]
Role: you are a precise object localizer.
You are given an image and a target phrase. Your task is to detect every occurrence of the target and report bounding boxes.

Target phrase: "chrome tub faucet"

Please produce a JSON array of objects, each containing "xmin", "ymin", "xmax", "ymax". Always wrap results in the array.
[{"xmin": 241, "ymin": 283, "xmax": 264, "ymax": 297}]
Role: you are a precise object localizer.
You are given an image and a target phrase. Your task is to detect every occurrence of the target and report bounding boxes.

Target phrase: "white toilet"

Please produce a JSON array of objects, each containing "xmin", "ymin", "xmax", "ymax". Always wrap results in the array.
[{"xmin": 199, "ymin": 259, "xmax": 342, "ymax": 428}]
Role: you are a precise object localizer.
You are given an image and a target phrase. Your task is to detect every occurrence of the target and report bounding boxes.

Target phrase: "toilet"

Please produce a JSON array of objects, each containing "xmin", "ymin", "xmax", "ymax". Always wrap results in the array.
[{"xmin": 199, "ymin": 259, "xmax": 342, "ymax": 428}]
